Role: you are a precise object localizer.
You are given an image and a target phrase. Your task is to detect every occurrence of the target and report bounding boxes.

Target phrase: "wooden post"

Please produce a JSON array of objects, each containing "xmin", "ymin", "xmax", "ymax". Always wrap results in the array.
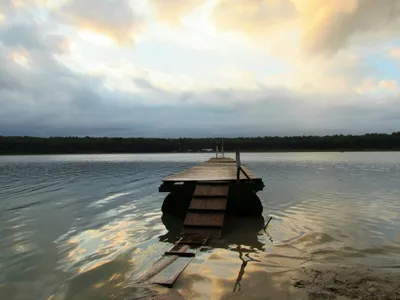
[
  {"xmin": 216, "ymin": 145, "xmax": 219, "ymax": 158},
  {"xmin": 236, "ymin": 148, "xmax": 241, "ymax": 182},
  {"xmin": 221, "ymin": 140, "xmax": 224, "ymax": 158}
]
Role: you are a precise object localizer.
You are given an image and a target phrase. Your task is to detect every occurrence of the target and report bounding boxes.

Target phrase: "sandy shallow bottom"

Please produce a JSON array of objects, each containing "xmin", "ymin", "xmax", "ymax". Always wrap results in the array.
[
  {"xmin": 128, "ymin": 243, "xmax": 400, "ymax": 300},
  {"xmin": 153, "ymin": 262, "xmax": 400, "ymax": 300}
]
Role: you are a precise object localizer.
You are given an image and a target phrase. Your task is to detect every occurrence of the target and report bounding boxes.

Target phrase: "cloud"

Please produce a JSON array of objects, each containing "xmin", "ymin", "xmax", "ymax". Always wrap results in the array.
[
  {"xmin": 56, "ymin": 0, "xmax": 142, "ymax": 45},
  {"xmin": 0, "ymin": 22, "xmax": 70, "ymax": 54},
  {"xmin": 1, "ymin": 29, "xmax": 399, "ymax": 138},
  {"xmin": 0, "ymin": 0, "xmax": 399, "ymax": 138},
  {"xmin": 212, "ymin": 0, "xmax": 296, "ymax": 34},
  {"xmin": 149, "ymin": 0, "xmax": 206, "ymax": 24},
  {"xmin": 389, "ymin": 47, "xmax": 400, "ymax": 59},
  {"xmin": 379, "ymin": 80, "xmax": 398, "ymax": 91},
  {"xmin": 211, "ymin": 0, "xmax": 400, "ymax": 56}
]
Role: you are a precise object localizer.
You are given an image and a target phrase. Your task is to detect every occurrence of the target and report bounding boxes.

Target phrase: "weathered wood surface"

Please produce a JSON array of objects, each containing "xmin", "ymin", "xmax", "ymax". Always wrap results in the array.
[
  {"xmin": 163, "ymin": 158, "xmax": 259, "ymax": 182},
  {"xmin": 176, "ymin": 235, "xmax": 208, "ymax": 245},
  {"xmin": 143, "ymin": 238, "xmax": 206, "ymax": 287},
  {"xmin": 208, "ymin": 157, "xmax": 235, "ymax": 163},
  {"xmin": 165, "ymin": 244, "xmax": 196, "ymax": 257},
  {"xmin": 193, "ymin": 184, "xmax": 229, "ymax": 197},
  {"xmin": 189, "ymin": 197, "xmax": 227, "ymax": 210},
  {"xmin": 140, "ymin": 255, "xmax": 179, "ymax": 282},
  {"xmin": 150, "ymin": 256, "xmax": 193, "ymax": 287},
  {"xmin": 184, "ymin": 212, "xmax": 225, "ymax": 227},
  {"xmin": 182, "ymin": 227, "xmax": 222, "ymax": 238}
]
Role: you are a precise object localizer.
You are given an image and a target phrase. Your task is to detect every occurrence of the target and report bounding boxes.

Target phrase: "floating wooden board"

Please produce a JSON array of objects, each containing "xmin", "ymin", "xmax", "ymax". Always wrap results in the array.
[
  {"xmin": 164, "ymin": 244, "xmax": 195, "ymax": 257},
  {"xmin": 184, "ymin": 212, "xmax": 225, "ymax": 227},
  {"xmin": 189, "ymin": 197, "xmax": 227, "ymax": 210},
  {"xmin": 150, "ymin": 256, "xmax": 193, "ymax": 287},
  {"xmin": 193, "ymin": 184, "xmax": 229, "ymax": 197},
  {"xmin": 182, "ymin": 227, "xmax": 222, "ymax": 238},
  {"xmin": 140, "ymin": 255, "xmax": 179, "ymax": 282}
]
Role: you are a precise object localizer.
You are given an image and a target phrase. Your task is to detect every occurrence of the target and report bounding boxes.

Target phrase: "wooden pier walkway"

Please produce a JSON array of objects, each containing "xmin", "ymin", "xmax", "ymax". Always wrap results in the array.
[
  {"xmin": 143, "ymin": 156, "xmax": 264, "ymax": 288},
  {"xmin": 161, "ymin": 157, "xmax": 261, "ymax": 183}
]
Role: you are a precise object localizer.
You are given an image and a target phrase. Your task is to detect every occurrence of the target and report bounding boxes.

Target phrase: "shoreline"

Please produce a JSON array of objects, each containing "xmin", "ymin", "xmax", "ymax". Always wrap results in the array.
[{"xmin": 1, "ymin": 149, "xmax": 400, "ymax": 156}]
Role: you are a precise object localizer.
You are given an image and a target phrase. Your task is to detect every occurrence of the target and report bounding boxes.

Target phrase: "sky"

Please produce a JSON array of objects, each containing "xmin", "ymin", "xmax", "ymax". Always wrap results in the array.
[{"xmin": 0, "ymin": 0, "xmax": 399, "ymax": 137}]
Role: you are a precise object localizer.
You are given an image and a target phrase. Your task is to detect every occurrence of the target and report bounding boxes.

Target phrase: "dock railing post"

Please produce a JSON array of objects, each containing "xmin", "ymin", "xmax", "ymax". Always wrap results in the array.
[{"xmin": 236, "ymin": 148, "xmax": 241, "ymax": 182}]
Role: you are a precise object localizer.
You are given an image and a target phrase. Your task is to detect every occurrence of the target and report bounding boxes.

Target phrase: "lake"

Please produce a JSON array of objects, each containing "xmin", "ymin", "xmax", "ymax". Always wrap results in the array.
[{"xmin": 0, "ymin": 152, "xmax": 400, "ymax": 299}]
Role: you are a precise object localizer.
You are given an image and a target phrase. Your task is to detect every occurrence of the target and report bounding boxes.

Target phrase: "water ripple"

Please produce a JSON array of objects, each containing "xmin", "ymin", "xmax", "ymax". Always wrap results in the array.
[{"xmin": 1, "ymin": 153, "xmax": 400, "ymax": 300}]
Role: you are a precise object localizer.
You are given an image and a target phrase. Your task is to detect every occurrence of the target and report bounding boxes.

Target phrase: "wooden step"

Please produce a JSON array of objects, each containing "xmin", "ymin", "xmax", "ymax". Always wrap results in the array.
[
  {"xmin": 182, "ymin": 227, "xmax": 222, "ymax": 238},
  {"xmin": 189, "ymin": 197, "xmax": 227, "ymax": 211},
  {"xmin": 176, "ymin": 235, "xmax": 208, "ymax": 245},
  {"xmin": 193, "ymin": 184, "xmax": 229, "ymax": 197},
  {"xmin": 184, "ymin": 212, "xmax": 225, "ymax": 227}
]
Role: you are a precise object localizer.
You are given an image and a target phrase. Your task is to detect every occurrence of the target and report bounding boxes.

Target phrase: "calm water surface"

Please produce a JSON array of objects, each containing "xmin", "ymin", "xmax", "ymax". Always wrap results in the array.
[{"xmin": 0, "ymin": 153, "xmax": 399, "ymax": 299}]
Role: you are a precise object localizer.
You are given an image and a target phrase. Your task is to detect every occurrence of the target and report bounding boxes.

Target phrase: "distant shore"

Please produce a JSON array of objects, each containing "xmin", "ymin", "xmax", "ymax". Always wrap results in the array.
[
  {"xmin": 1, "ymin": 133, "xmax": 399, "ymax": 155},
  {"xmin": 1, "ymin": 149, "xmax": 400, "ymax": 156}
]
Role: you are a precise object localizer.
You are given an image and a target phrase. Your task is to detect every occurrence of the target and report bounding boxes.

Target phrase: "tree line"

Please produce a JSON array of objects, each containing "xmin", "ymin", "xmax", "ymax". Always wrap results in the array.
[{"xmin": 1, "ymin": 133, "xmax": 400, "ymax": 154}]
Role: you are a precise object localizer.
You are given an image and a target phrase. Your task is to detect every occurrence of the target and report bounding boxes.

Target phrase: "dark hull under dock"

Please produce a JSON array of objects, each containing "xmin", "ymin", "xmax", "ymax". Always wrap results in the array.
[{"xmin": 159, "ymin": 157, "xmax": 265, "ymax": 219}]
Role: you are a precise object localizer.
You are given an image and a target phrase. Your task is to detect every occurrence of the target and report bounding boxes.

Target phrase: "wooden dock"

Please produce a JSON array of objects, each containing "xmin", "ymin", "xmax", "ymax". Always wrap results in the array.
[
  {"xmin": 161, "ymin": 157, "xmax": 261, "ymax": 183},
  {"xmin": 144, "ymin": 155, "xmax": 264, "ymax": 288}
]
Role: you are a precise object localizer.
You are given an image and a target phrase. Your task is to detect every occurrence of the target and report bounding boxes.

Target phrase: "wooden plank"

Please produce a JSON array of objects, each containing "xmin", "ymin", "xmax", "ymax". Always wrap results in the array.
[
  {"xmin": 163, "ymin": 162, "xmax": 259, "ymax": 182},
  {"xmin": 182, "ymin": 227, "xmax": 222, "ymax": 238},
  {"xmin": 150, "ymin": 256, "xmax": 193, "ymax": 287},
  {"xmin": 208, "ymin": 157, "xmax": 235, "ymax": 163},
  {"xmin": 189, "ymin": 197, "xmax": 227, "ymax": 210},
  {"xmin": 193, "ymin": 184, "xmax": 229, "ymax": 197},
  {"xmin": 164, "ymin": 244, "xmax": 195, "ymax": 257},
  {"xmin": 140, "ymin": 255, "xmax": 178, "ymax": 281},
  {"xmin": 165, "ymin": 244, "xmax": 189, "ymax": 253},
  {"xmin": 165, "ymin": 251, "xmax": 195, "ymax": 257},
  {"xmin": 184, "ymin": 212, "xmax": 225, "ymax": 227}
]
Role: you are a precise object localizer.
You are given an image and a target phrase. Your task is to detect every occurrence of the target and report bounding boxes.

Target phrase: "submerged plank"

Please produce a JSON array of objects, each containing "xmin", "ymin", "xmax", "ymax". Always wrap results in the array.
[
  {"xmin": 181, "ymin": 227, "xmax": 222, "ymax": 238},
  {"xmin": 150, "ymin": 256, "xmax": 193, "ymax": 287},
  {"xmin": 164, "ymin": 244, "xmax": 195, "ymax": 257},
  {"xmin": 140, "ymin": 255, "xmax": 178, "ymax": 282},
  {"xmin": 184, "ymin": 212, "xmax": 225, "ymax": 227}
]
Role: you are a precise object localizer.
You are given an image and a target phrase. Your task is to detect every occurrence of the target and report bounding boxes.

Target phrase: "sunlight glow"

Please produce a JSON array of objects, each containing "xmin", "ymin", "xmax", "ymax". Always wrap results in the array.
[
  {"xmin": 0, "ymin": 13, "xmax": 6, "ymax": 23},
  {"xmin": 11, "ymin": 51, "xmax": 30, "ymax": 69},
  {"xmin": 78, "ymin": 30, "xmax": 114, "ymax": 46}
]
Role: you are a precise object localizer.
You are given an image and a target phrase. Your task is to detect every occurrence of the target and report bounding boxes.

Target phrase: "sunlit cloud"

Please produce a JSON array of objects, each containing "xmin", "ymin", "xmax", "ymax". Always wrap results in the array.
[
  {"xmin": 211, "ymin": 0, "xmax": 400, "ymax": 56},
  {"xmin": 10, "ymin": 50, "xmax": 30, "ymax": 68},
  {"xmin": 148, "ymin": 0, "xmax": 206, "ymax": 24},
  {"xmin": 379, "ymin": 80, "xmax": 398, "ymax": 91},
  {"xmin": 78, "ymin": 30, "xmax": 114, "ymax": 46},
  {"xmin": 0, "ymin": 0, "xmax": 400, "ymax": 137},
  {"xmin": 56, "ymin": 0, "xmax": 143, "ymax": 45},
  {"xmin": 389, "ymin": 47, "xmax": 400, "ymax": 60},
  {"xmin": 0, "ymin": 12, "xmax": 6, "ymax": 23}
]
